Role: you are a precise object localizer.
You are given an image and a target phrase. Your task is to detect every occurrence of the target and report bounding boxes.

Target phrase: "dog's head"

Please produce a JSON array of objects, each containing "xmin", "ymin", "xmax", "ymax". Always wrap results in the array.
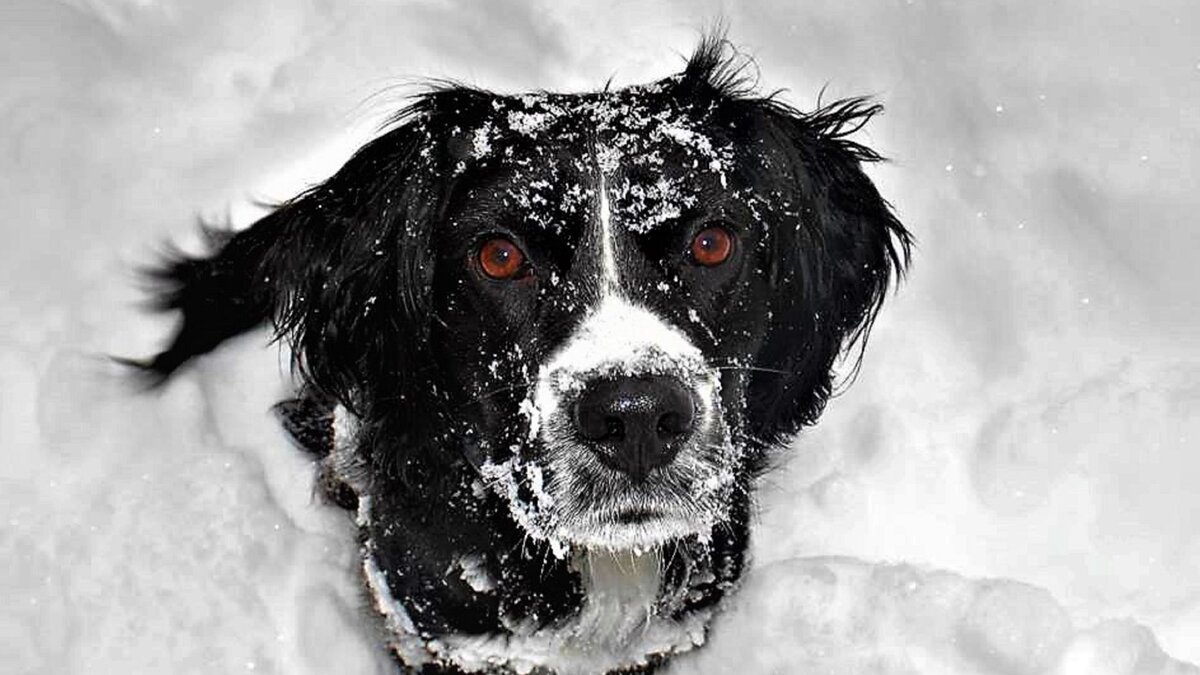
[{"xmin": 255, "ymin": 39, "xmax": 909, "ymax": 556}]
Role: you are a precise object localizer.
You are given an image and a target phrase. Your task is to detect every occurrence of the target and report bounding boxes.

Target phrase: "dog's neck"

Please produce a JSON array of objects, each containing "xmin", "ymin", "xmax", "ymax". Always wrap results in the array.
[
  {"xmin": 361, "ymin": 506, "xmax": 709, "ymax": 674},
  {"xmin": 430, "ymin": 546, "xmax": 711, "ymax": 675}
]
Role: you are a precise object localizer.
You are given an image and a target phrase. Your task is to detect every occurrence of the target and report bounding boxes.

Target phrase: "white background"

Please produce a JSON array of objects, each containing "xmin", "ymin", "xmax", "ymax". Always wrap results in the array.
[{"xmin": 2, "ymin": 1, "xmax": 1197, "ymax": 673}]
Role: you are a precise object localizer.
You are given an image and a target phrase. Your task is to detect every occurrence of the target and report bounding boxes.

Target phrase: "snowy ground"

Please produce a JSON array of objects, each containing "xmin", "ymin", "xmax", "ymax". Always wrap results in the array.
[{"xmin": 3, "ymin": 1, "xmax": 1199, "ymax": 673}]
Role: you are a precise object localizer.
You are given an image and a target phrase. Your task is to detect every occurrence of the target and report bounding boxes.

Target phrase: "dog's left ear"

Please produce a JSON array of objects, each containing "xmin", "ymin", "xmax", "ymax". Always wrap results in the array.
[{"xmin": 745, "ymin": 97, "xmax": 913, "ymax": 447}]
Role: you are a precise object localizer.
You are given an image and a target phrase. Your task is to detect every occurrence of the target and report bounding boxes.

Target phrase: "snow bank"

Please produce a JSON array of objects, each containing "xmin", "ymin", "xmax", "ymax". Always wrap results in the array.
[
  {"xmin": 673, "ymin": 557, "xmax": 1199, "ymax": 675},
  {"xmin": 0, "ymin": 344, "xmax": 391, "ymax": 675}
]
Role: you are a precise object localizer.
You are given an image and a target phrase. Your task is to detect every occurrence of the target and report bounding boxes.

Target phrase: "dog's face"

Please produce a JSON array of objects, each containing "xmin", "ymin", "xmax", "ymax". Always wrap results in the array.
[
  {"xmin": 431, "ymin": 86, "xmax": 777, "ymax": 551},
  {"xmin": 241, "ymin": 47, "xmax": 909, "ymax": 562},
  {"xmin": 137, "ymin": 41, "xmax": 912, "ymax": 668}
]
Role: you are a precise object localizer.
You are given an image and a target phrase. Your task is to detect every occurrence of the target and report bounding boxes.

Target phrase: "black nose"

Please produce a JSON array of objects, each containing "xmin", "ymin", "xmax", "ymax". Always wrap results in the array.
[{"xmin": 574, "ymin": 376, "xmax": 696, "ymax": 481}]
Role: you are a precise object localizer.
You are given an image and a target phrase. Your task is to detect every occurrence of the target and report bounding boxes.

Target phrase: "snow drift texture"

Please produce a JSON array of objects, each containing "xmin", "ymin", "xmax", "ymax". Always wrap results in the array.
[{"xmin": 2, "ymin": 1, "xmax": 1198, "ymax": 673}]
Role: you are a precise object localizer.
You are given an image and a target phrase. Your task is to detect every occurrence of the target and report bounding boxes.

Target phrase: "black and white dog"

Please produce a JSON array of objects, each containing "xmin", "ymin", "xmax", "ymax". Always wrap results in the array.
[{"xmin": 132, "ymin": 36, "xmax": 910, "ymax": 674}]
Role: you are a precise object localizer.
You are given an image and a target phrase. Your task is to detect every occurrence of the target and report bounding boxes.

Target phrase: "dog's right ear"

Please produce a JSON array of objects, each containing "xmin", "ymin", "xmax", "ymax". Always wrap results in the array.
[{"xmin": 127, "ymin": 103, "xmax": 461, "ymax": 419}]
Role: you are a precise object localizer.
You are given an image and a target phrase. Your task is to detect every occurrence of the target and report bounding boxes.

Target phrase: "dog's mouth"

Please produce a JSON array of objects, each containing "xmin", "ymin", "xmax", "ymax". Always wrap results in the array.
[
  {"xmin": 557, "ymin": 506, "xmax": 707, "ymax": 551},
  {"xmin": 479, "ymin": 436, "xmax": 739, "ymax": 554},
  {"xmin": 612, "ymin": 507, "xmax": 663, "ymax": 525}
]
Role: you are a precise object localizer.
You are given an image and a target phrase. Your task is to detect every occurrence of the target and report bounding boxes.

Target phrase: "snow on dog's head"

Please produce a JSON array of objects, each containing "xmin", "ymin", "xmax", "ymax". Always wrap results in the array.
[{"xmin": 431, "ymin": 54, "xmax": 911, "ymax": 558}]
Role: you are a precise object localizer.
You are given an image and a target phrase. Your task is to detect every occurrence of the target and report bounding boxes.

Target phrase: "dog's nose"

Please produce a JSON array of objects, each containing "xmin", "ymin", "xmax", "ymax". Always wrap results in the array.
[{"xmin": 574, "ymin": 376, "xmax": 695, "ymax": 481}]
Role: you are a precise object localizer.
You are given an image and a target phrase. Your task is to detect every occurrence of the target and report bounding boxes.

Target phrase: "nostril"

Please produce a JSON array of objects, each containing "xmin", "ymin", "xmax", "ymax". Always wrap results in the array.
[
  {"xmin": 656, "ymin": 385, "xmax": 695, "ymax": 440},
  {"xmin": 578, "ymin": 409, "xmax": 607, "ymax": 441},
  {"xmin": 577, "ymin": 401, "xmax": 629, "ymax": 441}
]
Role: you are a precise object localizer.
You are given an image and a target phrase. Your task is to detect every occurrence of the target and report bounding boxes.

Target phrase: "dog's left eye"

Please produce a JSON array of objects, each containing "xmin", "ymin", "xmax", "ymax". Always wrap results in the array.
[{"xmin": 477, "ymin": 236, "xmax": 530, "ymax": 280}]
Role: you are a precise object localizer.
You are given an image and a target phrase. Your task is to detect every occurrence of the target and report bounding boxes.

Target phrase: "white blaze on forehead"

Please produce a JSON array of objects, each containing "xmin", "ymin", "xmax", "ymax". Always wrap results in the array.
[{"xmin": 597, "ymin": 169, "xmax": 619, "ymax": 290}]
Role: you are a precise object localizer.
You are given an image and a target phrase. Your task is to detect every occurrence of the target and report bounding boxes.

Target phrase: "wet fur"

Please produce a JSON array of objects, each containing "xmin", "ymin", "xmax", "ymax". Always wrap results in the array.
[{"xmin": 130, "ymin": 35, "xmax": 911, "ymax": 674}]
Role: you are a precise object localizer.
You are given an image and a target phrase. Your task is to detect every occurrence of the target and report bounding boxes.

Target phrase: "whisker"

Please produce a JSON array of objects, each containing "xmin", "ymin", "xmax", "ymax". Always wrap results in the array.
[{"xmin": 714, "ymin": 365, "xmax": 791, "ymax": 375}]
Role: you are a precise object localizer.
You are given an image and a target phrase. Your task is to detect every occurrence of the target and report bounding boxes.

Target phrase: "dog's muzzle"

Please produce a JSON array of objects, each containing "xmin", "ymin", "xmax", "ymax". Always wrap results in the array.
[{"xmin": 484, "ymin": 293, "xmax": 739, "ymax": 553}]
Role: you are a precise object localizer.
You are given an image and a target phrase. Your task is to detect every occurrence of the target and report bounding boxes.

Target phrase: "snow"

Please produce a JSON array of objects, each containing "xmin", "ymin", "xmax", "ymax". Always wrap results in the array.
[
  {"xmin": 2, "ymin": 1, "xmax": 1199, "ymax": 674},
  {"xmin": 456, "ymin": 554, "xmax": 498, "ymax": 594},
  {"xmin": 672, "ymin": 558, "xmax": 1198, "ymax": 675}
]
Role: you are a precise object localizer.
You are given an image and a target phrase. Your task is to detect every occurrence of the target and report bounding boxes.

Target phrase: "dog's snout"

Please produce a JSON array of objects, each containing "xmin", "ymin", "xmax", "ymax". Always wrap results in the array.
[{"xmin": 574, "ymin": 376, "xmax": 695, "ymax": 481}]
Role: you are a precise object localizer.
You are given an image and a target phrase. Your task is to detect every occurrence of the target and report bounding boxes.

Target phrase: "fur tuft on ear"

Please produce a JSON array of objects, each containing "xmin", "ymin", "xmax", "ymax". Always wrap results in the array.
[{"xmin": 679, "ymin": 28, "xmax": 761, "ymax": 100}]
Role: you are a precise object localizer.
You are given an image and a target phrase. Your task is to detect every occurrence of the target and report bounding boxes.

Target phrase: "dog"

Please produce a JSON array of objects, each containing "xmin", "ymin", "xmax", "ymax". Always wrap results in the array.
[{"xmin": 131, "ymin": 35, "xmax": 911, "ymax": 674}]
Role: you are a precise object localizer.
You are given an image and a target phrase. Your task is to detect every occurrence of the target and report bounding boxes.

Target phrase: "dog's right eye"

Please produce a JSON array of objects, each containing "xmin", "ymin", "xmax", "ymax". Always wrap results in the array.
[
  {"xmin": 689, "ymin": 225, "xmax": 735, "ymax": 267},
  {"xmin": 476, "ymin": 237, "xmax": 530, "ymax": 280}
]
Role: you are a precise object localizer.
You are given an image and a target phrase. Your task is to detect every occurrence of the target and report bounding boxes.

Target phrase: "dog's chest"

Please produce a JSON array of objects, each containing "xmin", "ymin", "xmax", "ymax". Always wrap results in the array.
[{"xmin": 430, "ymin": 550, "xmax": 710, "ymax": 674}]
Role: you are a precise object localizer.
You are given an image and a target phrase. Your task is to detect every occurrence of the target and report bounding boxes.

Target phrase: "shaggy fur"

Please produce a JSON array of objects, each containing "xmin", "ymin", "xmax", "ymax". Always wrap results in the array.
[{"xmin": 130, "ymin": 35, "xmax": 911, "ymax": 674}]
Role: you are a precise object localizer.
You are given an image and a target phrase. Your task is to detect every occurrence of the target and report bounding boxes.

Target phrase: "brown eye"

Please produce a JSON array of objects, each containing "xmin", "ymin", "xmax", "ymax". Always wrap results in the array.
[
  {"xmin": 477, "ymin": 237, "xmax": 528, "ymax": 280},
  {"xmin": 690, "ymin": 225, "xmax": 734, "ymax": 267}
]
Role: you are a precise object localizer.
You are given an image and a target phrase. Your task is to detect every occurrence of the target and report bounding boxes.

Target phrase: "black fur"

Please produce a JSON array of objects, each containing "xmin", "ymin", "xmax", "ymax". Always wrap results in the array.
[{"xmin": 129, "ymin": 34, "xmax": 911, "ymax": 674}]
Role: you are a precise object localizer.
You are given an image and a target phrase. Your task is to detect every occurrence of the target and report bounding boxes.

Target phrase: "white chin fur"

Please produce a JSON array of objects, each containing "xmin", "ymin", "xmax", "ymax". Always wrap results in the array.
[{"xmin": 555, "ymin": 515, "xmax": 704, "ymax": 552}]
